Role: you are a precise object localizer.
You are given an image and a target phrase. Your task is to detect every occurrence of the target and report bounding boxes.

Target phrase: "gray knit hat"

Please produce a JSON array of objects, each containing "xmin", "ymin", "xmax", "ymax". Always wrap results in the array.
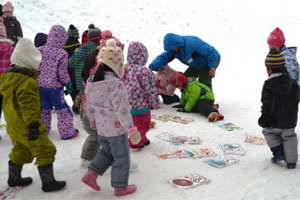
[{"xmin": 67, "ymin": 24, "xmax": 79, "ymax": 39}]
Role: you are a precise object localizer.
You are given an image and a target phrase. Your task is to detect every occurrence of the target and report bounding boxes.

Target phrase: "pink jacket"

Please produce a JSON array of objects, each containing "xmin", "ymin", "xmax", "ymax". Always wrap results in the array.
[
  {"xmin": 154, "ymin": 65, "xmax": 177, "ymax": 96},
  {"xmin": 0, "ymin": 39, "xmax": 13, "ymax": 74},
  {"xmin": 86, "ymin": 76, "xmax": 135, "ymax": 137}
]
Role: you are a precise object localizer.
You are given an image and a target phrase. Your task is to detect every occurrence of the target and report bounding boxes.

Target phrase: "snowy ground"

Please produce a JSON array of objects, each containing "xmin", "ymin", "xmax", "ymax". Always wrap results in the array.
[{"xmin": 1, "ymin": 0, "xmax": 300, "ymax": 199}]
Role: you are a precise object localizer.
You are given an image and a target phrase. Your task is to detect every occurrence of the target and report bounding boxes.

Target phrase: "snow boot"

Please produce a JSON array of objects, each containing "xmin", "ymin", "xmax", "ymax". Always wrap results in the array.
[
  {"xmin": 114, "ymin": 184, "xmax": 137, "ymax": 197},
  {"xmin": 270, "ymin": 145, "xmax": 285, "ymax": 163},
  {"xmin": 81, "ymin": 169, "xmax": 100, "ymax": 191},
  {"xmin": 208, "ymin": 112, "xmax": 224, "ymax": 122},
  {"xmin": 287, "ymin": 163, "xmax": 297, "ymax": 169},
  {"xmin": 38, "ymin": 164, "xmax": 66, "ymax": 192},
  {"xmin": 7, "ymin": 160, "xmax": 33, "ymax": 187}
]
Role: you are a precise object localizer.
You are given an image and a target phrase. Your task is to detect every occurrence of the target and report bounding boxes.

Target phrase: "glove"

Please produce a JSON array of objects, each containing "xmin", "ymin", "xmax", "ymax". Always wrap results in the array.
[
  {"xmin": 172, "ymin": 104, "xmax": 183, "ymax": 108},
  {"xmin": 176, "ymin": 107, "xmax": 186, "ymax": 112},
  {"xmin": 64, "ymin": 81, "xmax": 73, "ymax": 95},
  {"xmin": 28, "ymin": 122, "xmax": 40, "ymax": 141},
  {"xmin": 127, "ymin": 127, "xmax": 142, "ymax": 145}
]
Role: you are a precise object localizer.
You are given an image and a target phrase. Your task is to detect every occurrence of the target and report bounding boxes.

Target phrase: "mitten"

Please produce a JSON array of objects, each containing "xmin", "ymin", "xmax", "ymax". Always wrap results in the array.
[
  {"xmin": 28, "ymin": 122, "xmax": 40, "ymax": 141},
  {"xmin": 172, "ymin": 104, "xmax": 183, "ymax": 108},
  {"xmin": 89, "ymin": 120, "xmax": 97, "ymax": 130},
  {"xmin": 127, "ymin": 127, "xmax": 142, "ymax": 145},
  {"xmin": 176, "ymin": 107, "xmax": 186, "ymax": 112},
  {"xmin": 64, "ymin": 81, "xmax": 73, "ymax": 95}
]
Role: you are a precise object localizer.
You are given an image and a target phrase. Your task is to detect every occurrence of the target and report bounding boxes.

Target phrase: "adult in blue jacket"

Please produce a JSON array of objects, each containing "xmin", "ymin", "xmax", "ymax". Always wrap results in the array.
[{"xmin": 149, "ymin": 33, "xmax": 220, "ymax": 89}]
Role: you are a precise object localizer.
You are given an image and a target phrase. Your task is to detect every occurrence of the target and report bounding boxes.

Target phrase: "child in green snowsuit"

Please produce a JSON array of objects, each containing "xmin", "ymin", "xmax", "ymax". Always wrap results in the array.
[{"xmin": 171, "ymin": 72, "xmax": 224, "ymax": 122}]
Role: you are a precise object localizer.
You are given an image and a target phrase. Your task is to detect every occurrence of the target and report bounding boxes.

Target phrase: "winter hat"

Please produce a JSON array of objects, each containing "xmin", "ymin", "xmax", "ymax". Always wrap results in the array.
[
  {"xmin": 88, "ymin": 24, "xmax": 95, "ymax": 29},
  {"xmin": 34, "ymin": 32, "xmax": 47, "ymax": 47},
  {"xmin": 10, "ymin": 38, "xmax": 42, "ymax": 70},
  {"xmin": 267, "ymin": 27, "xmax": 285, "ymax": 49},
  {"xmin": 0, "ymin": 17, "xmax": 6, "ymax": 38},
  {"xmin": 265, "ymin": 47, "xmax": 286, "ymax": 69},
  {"xmin": 2, "ymin": 1, "xmax": 13, "ymax": 12},
  {"xmin": 67, "ymin": 24, "xmax": 79, "ymax": 39},
  {"xmin": 97, "ymin": 39, "xmax": 124, "ymax": 78},
  {"xmin": 88, "ymin": 28, "xmax": 101, "ymax": 41}
]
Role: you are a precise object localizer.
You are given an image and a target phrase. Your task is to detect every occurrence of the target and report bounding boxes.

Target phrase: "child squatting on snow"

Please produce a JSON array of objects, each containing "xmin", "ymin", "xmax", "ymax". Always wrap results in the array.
[
  {"xmin": 81, "ymin": 39, "xmax": 141, "ymax": 196},
  {"xmin": 258, "ymin": 47, "xmax": 299, "ymax": 169},
  {"xmin": 0, "ymin": 38, "xmax": 66, "ymax": 192},
  {"xmin": 154, "ymin": 64, "xmax": 180, "ymax": 105},
  {"xmin": 171, "ymin": 72, "xmax": 224, "ymax": 122}
]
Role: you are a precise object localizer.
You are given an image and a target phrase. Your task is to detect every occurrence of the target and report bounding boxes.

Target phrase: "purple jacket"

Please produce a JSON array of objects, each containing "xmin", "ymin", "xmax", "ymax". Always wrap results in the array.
[
  {"xmin": 37, "ymin": 25, "xmax": 70, "ymax": 88},
  {"xmin": 86, "ymin": 76, "xmax": 135, "ymax": 137},
  {"xmin": 122, "ymin": 41, "xmax": 160, "ymax": 115}
]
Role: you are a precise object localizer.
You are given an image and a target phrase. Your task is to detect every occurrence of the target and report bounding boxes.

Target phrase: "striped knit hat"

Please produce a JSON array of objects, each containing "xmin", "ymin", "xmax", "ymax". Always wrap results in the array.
[
  {"xmin": 88, "ymin": 28, "xmax": 101, "ymax": 41},
  {"xmin": 265, "ymin": 47, "xmax": 286, "ymax": 69}
]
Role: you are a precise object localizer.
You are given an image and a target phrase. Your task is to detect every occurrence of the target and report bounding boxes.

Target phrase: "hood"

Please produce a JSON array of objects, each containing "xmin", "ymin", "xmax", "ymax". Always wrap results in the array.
[
  {"xmin": 127, "ymin": 41, "xmax": 148, "ymax": 65},
  {"xmin": 266, "ymin": 73, "xmax": 294, "ymax": 95},
  {"xmin": 10, "ymin": 38, "xmax": 42, "ymax": 70},
  {"xmin": 0, "ymin": 38, "xmax": 13, "ymax": 56},
  {"xmin": 282, "ymin": 46, "xmax": 297, "ymax": 57},
  {"xmin": 46, "ymin": 25, "xmax": 68, "ymax": 49},
  {"xmin": 0, "ymin": 66, "xmax": 38, "ymax": 97},
  {"xmin": 86, "ymin": 77, "xmax": 121, "ymax": 105},
  {"xmin": 163, "ymin": 33, "xmax": 185, "ymax": 51},
  {"xmin": 34, "ymin": 33, "xmax": 48, "ymax": 48}
]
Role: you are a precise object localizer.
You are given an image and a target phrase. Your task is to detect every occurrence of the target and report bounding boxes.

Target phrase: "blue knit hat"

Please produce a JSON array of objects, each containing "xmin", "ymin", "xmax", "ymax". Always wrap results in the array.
[{"xmin": 88, "ymin": 28, "xmax": 101, "ymax": 41}]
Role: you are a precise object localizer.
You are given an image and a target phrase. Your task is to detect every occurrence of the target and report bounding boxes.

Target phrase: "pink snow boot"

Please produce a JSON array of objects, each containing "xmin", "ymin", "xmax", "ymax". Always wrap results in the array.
[
  {"xmin": 114, "ymin": 184, "xmax": 137, "ymax": 197},
  {"xmin": 81, "ymin": 169, "xmax": 100, "ymax": 191}
]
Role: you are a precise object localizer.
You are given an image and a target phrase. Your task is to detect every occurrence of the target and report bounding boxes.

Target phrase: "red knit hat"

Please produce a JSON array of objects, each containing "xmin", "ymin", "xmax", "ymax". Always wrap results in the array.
[{"xmin": 267, "ymin": 27, "xmax": 285, "ymax": 49}]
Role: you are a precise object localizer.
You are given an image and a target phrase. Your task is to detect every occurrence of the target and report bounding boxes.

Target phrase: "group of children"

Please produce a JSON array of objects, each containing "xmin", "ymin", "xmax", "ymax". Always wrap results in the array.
[{"xmin": 0, "ymin": 0, "xmax": 299, "ymax": 197}]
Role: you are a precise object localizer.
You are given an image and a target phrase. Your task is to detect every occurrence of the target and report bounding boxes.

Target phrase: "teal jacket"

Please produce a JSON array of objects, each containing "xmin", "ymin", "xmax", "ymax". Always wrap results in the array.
[{"xmin": 180, "ymin": 77, "xmax": 214, "ymax": 112}]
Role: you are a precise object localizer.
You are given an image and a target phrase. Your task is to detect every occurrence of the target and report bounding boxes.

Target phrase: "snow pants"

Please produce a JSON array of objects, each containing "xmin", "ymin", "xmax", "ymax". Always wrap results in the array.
[
  {"xmin": 81, "ymin": 115, "xmax": 99, "ymax": 160},
  {"xmin": 262, "ymin": 128, "xmax": 298, "ymax": 164},
  {"xmin": 89, "ymin": 134, "xmax": 130, "ymax": 188},
  {"xmin": 129, "ymin": 111, "xmax": 151, "ymax": 146},
  {"xmin": 40, "ymin": 87, "xmax": 76, "ymax": 139},
  {"xmin": 192, "ymin": 99, "xmax": 218, "ymax": 117},
  {"xmin": 8, "ymin": 127, "xmax": 56, "ymax": 166}
]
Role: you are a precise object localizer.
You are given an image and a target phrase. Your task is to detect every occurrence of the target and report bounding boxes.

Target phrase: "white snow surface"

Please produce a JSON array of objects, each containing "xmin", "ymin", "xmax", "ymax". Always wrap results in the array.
[{"xmin": 1, "ymin": 0, "xmax": 300, "ymax": 199}]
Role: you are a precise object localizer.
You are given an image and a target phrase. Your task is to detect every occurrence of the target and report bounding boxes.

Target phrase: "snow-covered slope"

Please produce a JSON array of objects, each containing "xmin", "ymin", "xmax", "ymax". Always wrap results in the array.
[{"xmin": 1, "ymin": 0, "xmax": 300, "ymax": 199}]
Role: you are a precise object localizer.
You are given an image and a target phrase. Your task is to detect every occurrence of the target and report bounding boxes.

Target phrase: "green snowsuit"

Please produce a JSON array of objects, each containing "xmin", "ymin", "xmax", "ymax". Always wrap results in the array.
[
  {"xmin": 0, "ymin": 66, "xmax": 56, "ymax": 166},
  {"xmin": 180, "ymin": 77, "xmax": 215, "ymax": 112}
]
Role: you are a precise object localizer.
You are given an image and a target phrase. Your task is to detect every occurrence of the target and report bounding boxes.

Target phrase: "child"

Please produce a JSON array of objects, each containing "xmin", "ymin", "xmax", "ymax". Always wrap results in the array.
[
  {"xmin": 34, "ymin": 32, "xmax": 47, "ymax": 48},
  {"xmin": 81, "ymin": 24, "xmax": 95, "ymax": 46},
  {"xmin": 37, "ymin": 25, "xmax": 79, "ymax": 140},
  {"xmin": 154, "ymin": 64, "xmax": 180, "ymax": 104},
  {"xmin": 64, "ymin": 24, "xmax": 81, "ymax": 113},
  {"xmin": 81, "ymin": 39, "xmax": 140, "ymax": 196},
  {"xmin": 69, "ymin": 26, "xmax": 101, "ymax": 119},
  {"xmin": 258, "ymin": 47, "xmax": 299, "ymax": 169},
  {"xmin": 267, "ymin": 27, "xmax": 300, "ymax": 87},
  {"xmin": 122, "ymin": 41, "xmax": 160, "ymax": 149},
  {"xmin": 0, "ymin": 16, "xmax": 13, "ymax": 122},
  {"xmin": 171, "ymin": 72, "xmax": 224, "ymax": 122},
  {"xmin": 0, "ymin": 38, "xmax": 66, "ymax": 192},
  {"xmin": 2, "ymin": 1, "xmax": 22, "ymax": 46}
]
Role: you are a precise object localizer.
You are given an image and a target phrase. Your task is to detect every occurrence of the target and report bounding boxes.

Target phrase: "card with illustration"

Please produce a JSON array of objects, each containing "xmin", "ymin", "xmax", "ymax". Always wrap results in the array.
[
  {"xmin": 192, "ymin": 148, "xmax": 217, "ymax": 158},
  {"xmin": 158, "ymin": 150, "xmax": 195, "ymax": 159},
  {"xmin": 171, "ymin": 136, "xmax": 201, "ymax": 145},
  {"xmin": 168, "ymin": 173, "xmax": 209, "ymax": 189},
  {"xmin": 220, "ymin": 143, "xmax": 245, "ymax": 155},
  {"xmin": 219, "ymin": 122, "xmax": 242, "ymax": 131},
  {"xmin": 179, "ymin": 118, "xmax": 195, "ymax": 124},
  {"xmin": 156, "ymin": 132, "xmax": 177, "ymax": 142},
  {"xmin": 206, "ymin": 155, "xmax": 239, "ymax": 168},
  {"xmin": 245, "ymin": 135, "xmax": 265, "ymax": 145},
  {"xmin": 153, "ymin": 114, "xmax": 175, "ymax": 122}
]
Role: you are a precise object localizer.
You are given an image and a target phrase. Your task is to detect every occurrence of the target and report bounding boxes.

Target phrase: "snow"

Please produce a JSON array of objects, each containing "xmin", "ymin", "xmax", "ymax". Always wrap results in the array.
[{"xmin": 1, "ymin": 0, "xmax": 300, "ymax": 199}]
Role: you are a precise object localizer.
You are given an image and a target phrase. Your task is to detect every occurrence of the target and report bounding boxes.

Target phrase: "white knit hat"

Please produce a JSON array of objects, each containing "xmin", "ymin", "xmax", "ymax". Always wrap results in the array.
[
  {"xmin": 10, "ymin": 38, "xmax": 42, "ymax": 70},
  {"xmin": 2, "ymin": 1, "xmax": 13, "ymax": 12},
  {"xmin": 97, "ymin": 39, "xmax": 124, "ymax": 78}
]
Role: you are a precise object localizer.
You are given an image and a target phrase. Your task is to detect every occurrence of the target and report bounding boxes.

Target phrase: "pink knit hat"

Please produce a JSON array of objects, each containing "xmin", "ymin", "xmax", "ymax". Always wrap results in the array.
[
  {"xmin": 97, "ymin": 39, "xmax": 124, "ymax": 78},
  {"xmin": 0, "ymin": 17, "xmax": 7, "ymax": 39},
  {"xmin": 99, "ymin": 30, "xmax": 124, "ymax": 50},
  {"xmin": 267, "ymin": 27, "xmax": 285, "ymax": 49},
  {"xmin": 2, "ymin": 1, "xmax": 13, "ymax": 12}
]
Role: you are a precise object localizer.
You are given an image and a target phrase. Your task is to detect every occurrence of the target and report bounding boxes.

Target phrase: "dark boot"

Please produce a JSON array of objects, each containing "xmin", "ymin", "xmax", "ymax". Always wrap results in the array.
[
  {"xmin": 38, "ymin": 164, "xmax": 66, "ymax": 192},
  {"xmin": 7, "ymin": 160, "xmax": 33, "ymax": 187},
  {"xmin": 270, "ymin": 145, "xmax": 285, "ymax": 163}
]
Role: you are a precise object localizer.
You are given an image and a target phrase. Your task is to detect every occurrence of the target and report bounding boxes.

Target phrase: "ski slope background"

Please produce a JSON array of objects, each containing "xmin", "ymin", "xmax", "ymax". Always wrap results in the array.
[{"xmin": 1, "ymin": 0, "xmax": 300, "ymax": 199}]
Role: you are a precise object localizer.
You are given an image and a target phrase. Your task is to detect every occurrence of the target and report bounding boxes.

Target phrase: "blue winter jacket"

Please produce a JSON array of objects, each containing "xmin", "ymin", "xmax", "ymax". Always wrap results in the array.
[{"xmin": 149, "ymin": 33, "xmax": 220, "ymax": 71}]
